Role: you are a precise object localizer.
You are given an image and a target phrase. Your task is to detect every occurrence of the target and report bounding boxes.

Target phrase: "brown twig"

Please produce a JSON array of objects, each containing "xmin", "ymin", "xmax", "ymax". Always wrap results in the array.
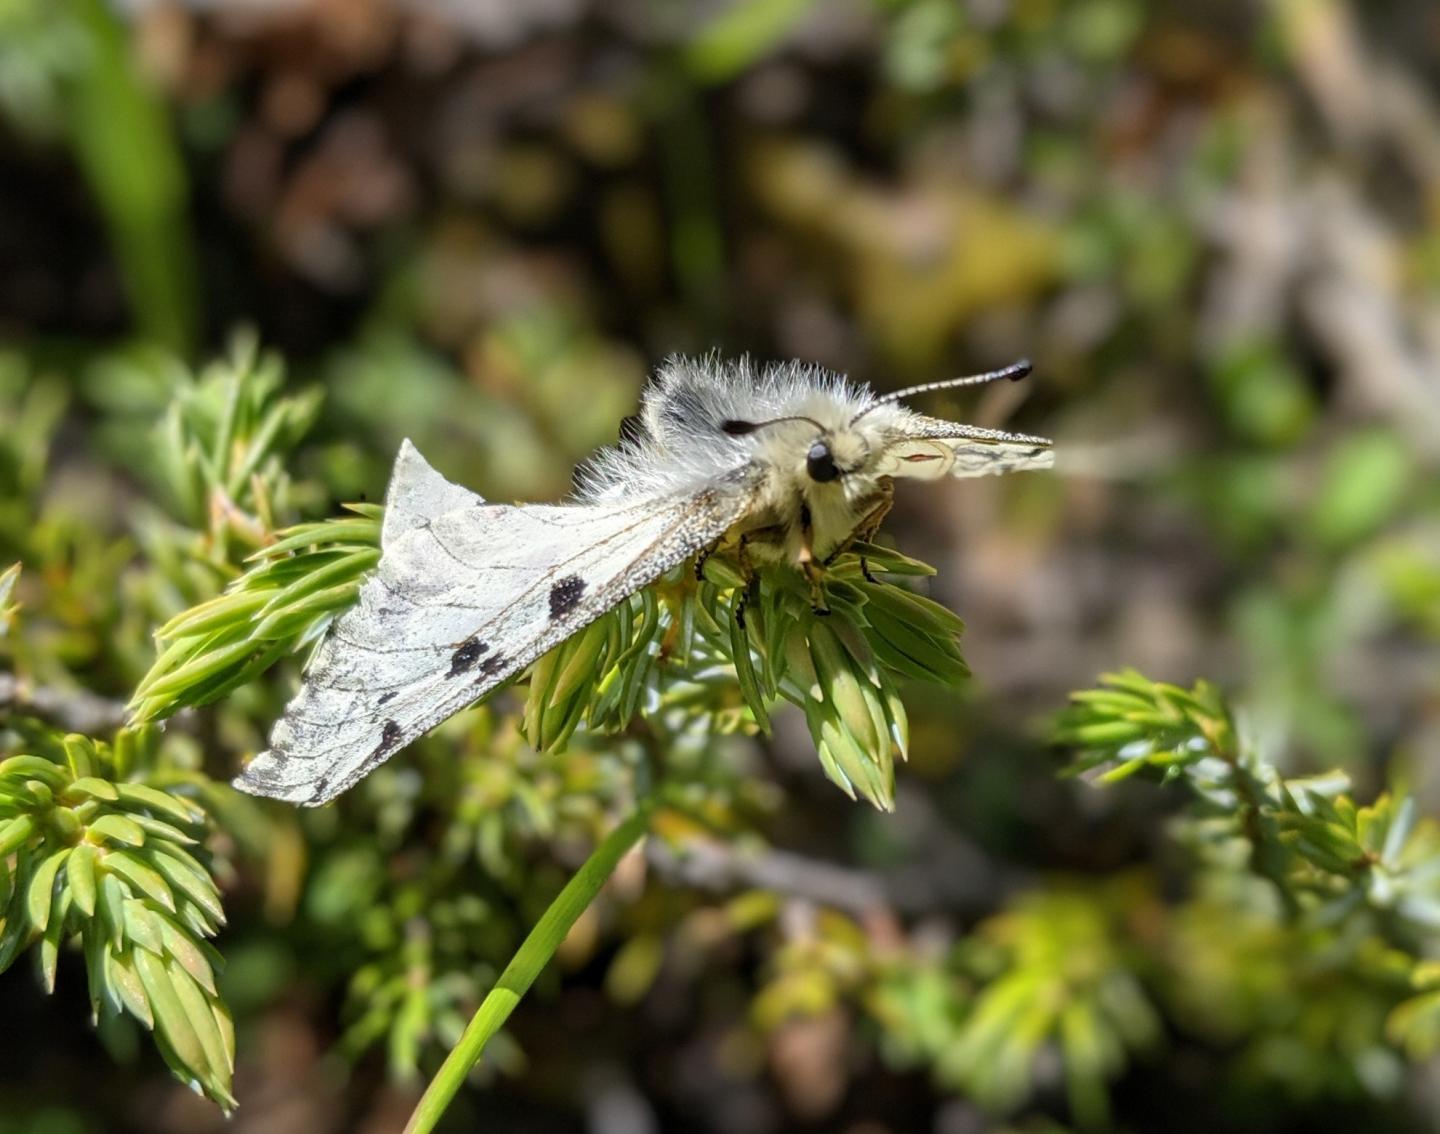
[
  {"xmin": 0, "ymin": 672, "xmax": 130, "ymax": 736},
  {"xmin": 646, "ymin": 795, "xmax": 1027, "ymax": 919}
]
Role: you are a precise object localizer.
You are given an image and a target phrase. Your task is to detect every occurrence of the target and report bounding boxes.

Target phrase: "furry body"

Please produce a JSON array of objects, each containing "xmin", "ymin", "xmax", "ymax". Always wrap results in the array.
[
  {"xmin": 235, "ymin": 356, "xmax": 1053, "ymax": 805},
  {"xmin": 578, "ymin": 355, "xmax": 1053, "ymax": 565}
]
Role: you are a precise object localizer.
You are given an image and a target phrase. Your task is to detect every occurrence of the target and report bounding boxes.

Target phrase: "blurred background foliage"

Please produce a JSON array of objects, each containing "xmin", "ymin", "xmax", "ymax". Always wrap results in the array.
[{"xmin": 1, "ymin": 0, "xmax": 1439, "ymax": 1131}]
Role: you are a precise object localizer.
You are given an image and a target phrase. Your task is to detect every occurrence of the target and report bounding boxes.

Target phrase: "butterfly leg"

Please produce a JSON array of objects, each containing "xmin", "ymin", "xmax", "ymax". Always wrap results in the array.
[
  {"xmin": 856, "ymin": 491, "xmax": 893, "ymax": 584},
  {"xmin": 733, "ymin": 534, "xmax": 757, "ymax": 628},
  {"xmin": 804, "ymin": 566, "xmax": 830, "ymax": 615},
  {"xmin": 797, "ymin": 504, "xmax": 831, "ymax": 615},
  {"xmin": 855, "ymin": 487, "xmax": 894, "ymax": 541},
  {"xmin": 823, "ymin": 485, "xmax": 895, "ymax": 585}
]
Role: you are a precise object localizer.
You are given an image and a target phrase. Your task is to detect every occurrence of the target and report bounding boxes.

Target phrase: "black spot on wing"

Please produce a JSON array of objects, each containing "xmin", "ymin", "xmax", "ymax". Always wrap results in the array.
[
  {"xmin": 548, "ymin": 575, "xmax": 586, "ymax": 619},
  {"xmin": 475, "ymin": 652, "xmax": 509, "ymax": 682},
  {"xmin": 447, "ymin": 636, "xmax": 490, "ymax": 677},
  {"xmin": 377, "ymin": 690, "xmax": 397, "ymax": 705},
  {"xmin": 373, "ymin": 719, "xmax": 402, "ymax": 758}
]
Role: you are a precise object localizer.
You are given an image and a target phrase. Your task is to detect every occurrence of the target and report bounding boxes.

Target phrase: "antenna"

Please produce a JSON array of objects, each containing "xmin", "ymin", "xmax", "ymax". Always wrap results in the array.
[
  {"xmin": 721, "ymin": 414, "xmax": 826, "ymax": 436},
  {"xmin": 851, "ymin": 359, "xmax": 1032, "ymax": 424}
]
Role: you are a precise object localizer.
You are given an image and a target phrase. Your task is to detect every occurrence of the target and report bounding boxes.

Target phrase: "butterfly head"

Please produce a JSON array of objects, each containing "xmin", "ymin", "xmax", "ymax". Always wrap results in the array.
[
  {"xmin": 805, "ymin": 438, "xmax": 841, "ymax": 483},
  {"xmin": 723, "ymin": 412, "xmax": 879, "ymax": 488},
  {"xmin": 721, "ymin": 358, "xmax": 1035, "ymax": 490},
  {"xmin": 805, "ymin": 428, "xmax": 881, "ymax": 485}
]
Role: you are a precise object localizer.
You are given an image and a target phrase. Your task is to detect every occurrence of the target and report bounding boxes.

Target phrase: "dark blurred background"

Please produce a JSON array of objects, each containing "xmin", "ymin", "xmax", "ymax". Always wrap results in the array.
[{"xmin": 2, "ymin": 1, "xmax": 1439, "ymax": 1132}]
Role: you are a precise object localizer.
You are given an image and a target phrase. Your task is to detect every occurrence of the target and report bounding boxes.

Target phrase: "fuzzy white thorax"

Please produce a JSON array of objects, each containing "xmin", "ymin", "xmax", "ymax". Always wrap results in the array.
[
  {"xmin": 576, "ymin": 356, "xmax": 881, "ymax": 495},
  {"xmin": 575, "ymin": 354, "xmax": 1047, "ymax": 562},
  {"xmin": 575, "ymin": 355, "xmax": 910, "ymax": 557}
]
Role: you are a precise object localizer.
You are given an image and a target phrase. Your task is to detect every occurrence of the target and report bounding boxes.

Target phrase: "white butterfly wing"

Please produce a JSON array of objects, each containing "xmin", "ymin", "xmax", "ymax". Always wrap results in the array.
[
  {"xmin": 234, "ymin": 440, "xmax": 756, "ymax": 805},
  {"xmin": 876, "ymin": 415, "xmax": 1054, "ymax": 480}
]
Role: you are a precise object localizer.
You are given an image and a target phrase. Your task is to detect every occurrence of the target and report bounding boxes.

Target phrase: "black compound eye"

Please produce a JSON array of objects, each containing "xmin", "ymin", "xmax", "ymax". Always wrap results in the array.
[{"xmin": 806, "ymin": 440, "xmax": 841, "ymax": 483}]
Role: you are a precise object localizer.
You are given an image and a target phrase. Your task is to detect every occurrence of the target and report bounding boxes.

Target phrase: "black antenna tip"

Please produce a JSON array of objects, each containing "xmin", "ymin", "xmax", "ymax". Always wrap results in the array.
[
  {"xmin": 721, "ymin": 419, "xmax": 759, "ymax": 436},
  {"xmin": 1007, "ymin": 359, "xmax": 1033, "ymax": 381}
]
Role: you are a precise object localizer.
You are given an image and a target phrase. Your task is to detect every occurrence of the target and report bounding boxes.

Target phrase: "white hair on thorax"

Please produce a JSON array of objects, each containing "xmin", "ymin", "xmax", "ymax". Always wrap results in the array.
[{"xmin": 574, "ymin": 354, "xmax": 893, "ymax": 504}]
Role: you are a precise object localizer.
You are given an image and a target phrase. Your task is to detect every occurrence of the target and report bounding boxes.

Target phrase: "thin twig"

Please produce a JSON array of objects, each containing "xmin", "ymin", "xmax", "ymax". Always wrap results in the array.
[
  {"xmin": 0, "ymin": 672, "xmax": 129, "ymax": 735},
  {"xmin": 647, "ymin": 798, "xmax": 1027, "ymax": 919}
]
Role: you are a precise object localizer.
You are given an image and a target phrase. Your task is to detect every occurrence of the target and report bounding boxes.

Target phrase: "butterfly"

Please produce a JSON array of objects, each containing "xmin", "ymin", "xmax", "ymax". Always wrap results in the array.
[{"xmin": 234, "ymin": 356, "xmax": 1054, "ymax": 804}]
